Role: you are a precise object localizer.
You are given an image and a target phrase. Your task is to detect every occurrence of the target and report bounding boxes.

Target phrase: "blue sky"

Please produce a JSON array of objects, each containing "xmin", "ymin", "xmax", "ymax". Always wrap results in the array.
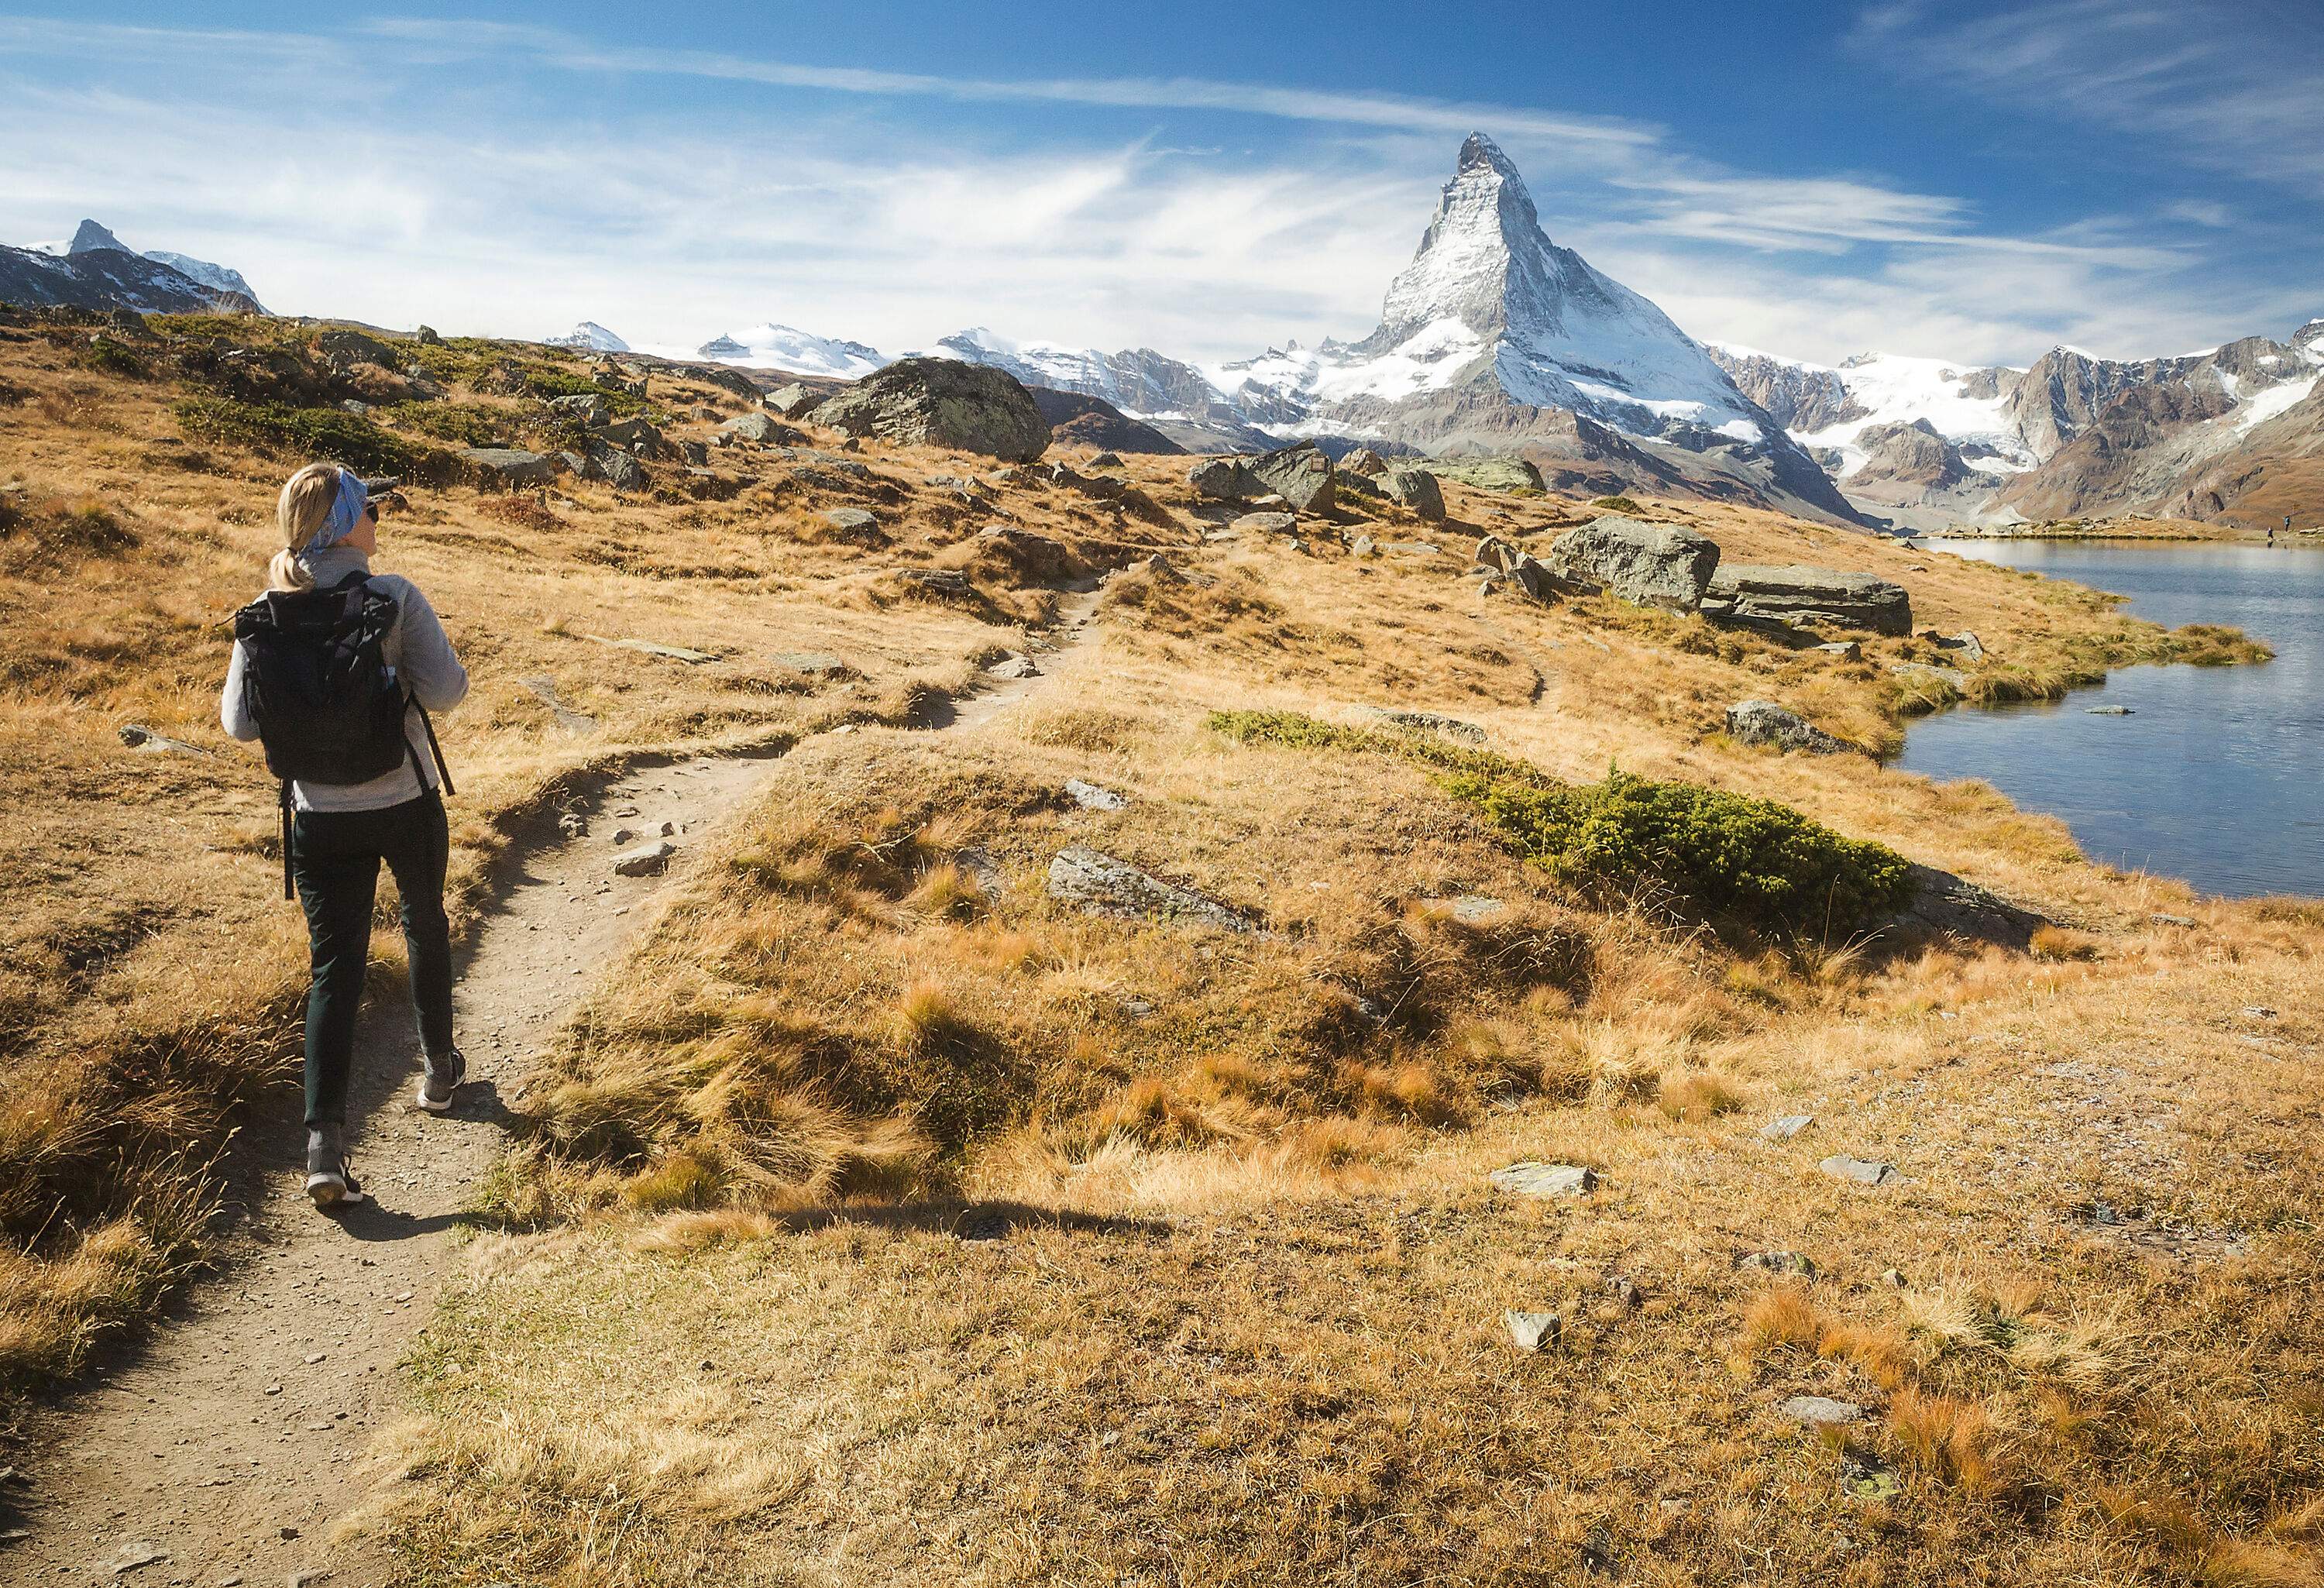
[{"xmin": 2, "ymin": 1, "xmax": 2316, "ymax": 367}]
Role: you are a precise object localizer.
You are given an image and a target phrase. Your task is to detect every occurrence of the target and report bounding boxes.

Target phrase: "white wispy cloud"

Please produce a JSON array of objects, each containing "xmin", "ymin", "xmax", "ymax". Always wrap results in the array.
[{"xmin": 0, "ymin": 10, "xmax": 2295, "ymax": 368}]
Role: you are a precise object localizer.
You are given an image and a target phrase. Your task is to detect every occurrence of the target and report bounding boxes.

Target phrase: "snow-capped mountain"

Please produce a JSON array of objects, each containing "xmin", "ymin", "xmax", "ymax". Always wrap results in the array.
[
  {"xmin": 56, "ymin": 219, "xmax": 268, "ymax": 313},
  {"xmin": 933, "ymin": 135, "xmax": 1861, "ymax": 522},
  {"xmin": 1707, "ymin": 328, "xmax": 2324, "ymax": 526},
  {"xmin": 675, "ymin": 324, "xmax": 887, "ymax": 379},
  {"xmin": 545, "ymin": 321, "xmax": 629, "ymax": 352}
]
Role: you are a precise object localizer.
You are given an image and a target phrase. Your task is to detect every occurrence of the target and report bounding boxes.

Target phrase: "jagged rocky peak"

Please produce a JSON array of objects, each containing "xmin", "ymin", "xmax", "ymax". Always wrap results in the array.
[
  {"xmin": 548, "ymin": 321, "xmax": 630, "ymax": 352},
  {"xmin": 1378, "ymin": 132, "xmax": 1568, "ymax": 342},
  {"xmin": 67, "ymin": 218, "xmax": 129, "ymax": 254}
]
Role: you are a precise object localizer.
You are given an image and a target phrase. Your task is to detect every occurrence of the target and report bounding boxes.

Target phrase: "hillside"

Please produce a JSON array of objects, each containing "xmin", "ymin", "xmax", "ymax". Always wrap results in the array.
[{"xmin": 0, "ymin": 305, "xmax": 2318, "ymax": 1586}]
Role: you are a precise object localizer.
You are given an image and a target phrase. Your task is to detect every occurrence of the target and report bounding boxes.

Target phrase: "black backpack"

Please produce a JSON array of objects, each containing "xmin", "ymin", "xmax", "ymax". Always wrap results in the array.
[{"xmin": 232, "ymin": 570, "xmax": 455, "ymax": 897}]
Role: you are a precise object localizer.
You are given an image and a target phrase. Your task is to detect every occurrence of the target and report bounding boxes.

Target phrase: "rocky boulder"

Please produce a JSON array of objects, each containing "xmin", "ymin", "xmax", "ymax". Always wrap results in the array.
[
  {"xmin": 808, "ymin": 356, "xmax": 1050, "ymax": 462},
  {"xmin": 1382, "ymin": 469, "xmax": 1446, "ymax": 522},
  {"xmin": 1341, "ymin": 447, "xmax": 1388, "ymax": 478},
  {"xmin": 720, "ymin": 411, "xmax": 800, "ymax": 445},
  {"xmin": 764, "ymin": 382, "xmax": 824, "ymax": 419},
  {"xmin": 1247, "ymin": 440, "xmax": 1337, "ymax": 513},
  {"xmin": 1188, "ymin": 457, "xmax": 1265, "ymax": 501},
  {"xmin": 1046, "ymin": 845, "xmax": 1256, "ymax": 933},
  {"xmin": 1724, "ymin": 700, "xmax": 1855, "ymax": 755},
  {"xmin": 460, "ymin": 448, "xmax": 558, "ymax": 490},
  {"xmin": 315, "ymin": 328, "xmax": 398, "ymax": 370},
  {"xmin": 1424, "ymin": 457, "xmax": 1545, "ymax": 493},
  {"xmin": 1704, "ymin": 565, "xmax": 1913, "ymax": 635},
  {"xmin": 1542, "ymin": 514, "xmax": 1721, "ymax": 610}
]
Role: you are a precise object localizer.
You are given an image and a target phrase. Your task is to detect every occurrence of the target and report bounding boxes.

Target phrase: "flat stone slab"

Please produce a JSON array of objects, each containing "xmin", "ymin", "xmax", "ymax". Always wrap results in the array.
[
  {"xmin": 611, "ymin": 840, "xmax": 675, "ymax": 877},
  {"xmin": 1489, "ymin": 1162, "xmax": 1598, "ymax": 1197},
  {"xmin": 1504, "ymin": 1311, "xmax": 1560, "ymax": 1353},
  {"xmin": 986, "ymin": 655, "xmax": 1040, "ymax": 680},
  {"xmin": 1780, "ymin": 1395, "xmax": 1865, "ymax": 1426},
  {"xmin": 1820, "ymin": 1154, "xmax": 1902, "ymax": 1186},
  {"xmin": 774, "ymin": 651, "xmax": 850, "ymax": 675},
  {"xmin": 1046, "ymin": 845, "xmax": 1255, "ymax": 933},
  {"xmin": 582, "ymin": 633, "xmax": 717, "ymax": 665},
  {"xmin": 517, "ymin": 675, "xmax": 596, "ymax": 734},
  {"xmin": 1761, "ymin": 1114, "xmax": 1816, "ymax": 1141},
  {"xmin": 1367, "ymin": 708, "xmax": 1485, "ymax": 744},
  {"xmin": 1230, "ymin": 510, "xmax": 1299, "ymax": 534},
  {"xmin": 117, "ymin": 723, "xmax": 212, "ymax": 756},
  {"xmin": 1064, "ymin": 778, "xmax": 1127, "ymax": 811}
]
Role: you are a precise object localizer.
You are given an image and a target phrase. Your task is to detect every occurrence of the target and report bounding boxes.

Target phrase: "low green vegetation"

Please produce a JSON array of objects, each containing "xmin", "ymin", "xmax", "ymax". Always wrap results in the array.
[
  {"xmin": 1590, "ymin": 493, "xmax": 1645, "ymax": 514},
  {"xmin": 1210, "ymin": 707, "xmax": 1913, "ymax": 933},
  {"xmin": 72, "ymin": 336, "xmax": 150, "ymax": 380},
  {"xmin": 380, "ymin": 400, "xmax": 514, "ymax": 447},
  {"xmin": 172, "ymin": 396, "xmax": 453, "ymax": 481},
  {"xmin": 143, "ymin": 311, "xmax": 281, "ymax": 342}
]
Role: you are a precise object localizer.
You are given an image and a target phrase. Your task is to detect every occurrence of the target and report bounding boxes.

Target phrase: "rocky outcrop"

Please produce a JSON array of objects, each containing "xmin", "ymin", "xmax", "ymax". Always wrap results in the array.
[
  {"xmin": 1703, "ymin": 564, "xmax": 1911, "ymax": 634},
  {"xmin": 1382, "ymin": 469, "xmax": 1446, "ymax": 521},
  {"xmin": 1724, "ymin": 700, "xmax": 1855, "ymax": 755},
  {"xmin": 1247, "ymin": 441, "xmax": 1337, "ymax": 513},
  {"xmin": 810, "ymin": 356, "xmax": 1050, "ymax": 462},
  {"xmin": 1704, "ymin": 346, "xmax": 1866, "ymax": 432},
  {"xmin": 1471, "ymin": 534, "xmax": 1556, "ymax": 599},
  {"xmin": 1341, "ymin": 447, "xmax": 1387, "ymax": 477},
  {"xmin": 460, "ymin": 448, "xmax": 559, "ymax": 489},
  {"xmin": 1875, "ymin": 862, "xmax": 2048, "ymax": 950},
  {"xmin": 1188, "ymin": 458, "xmax": 1264, "ymax": 501},
  {"xmin": 1848, "ymin": 419, "xmax": 1974, "ymax": 497},
  {"xmin": 1542, "ymin": 514, "xmax": 1721, "ymax": 610}
]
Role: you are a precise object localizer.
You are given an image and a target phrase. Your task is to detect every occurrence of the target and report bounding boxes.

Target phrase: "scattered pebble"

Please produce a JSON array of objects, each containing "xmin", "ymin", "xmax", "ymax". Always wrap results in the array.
[
  {"xmin": 1779, "ymin": 1395, "xmax": 1864, "ymax": 1426},
  {"xmin": 1819, "ymin": 1154, "xmax": 1902, "ymax": 1187},
  {"xmin": 1760, "ymin": 1113, "xmax": 1815, "ymax": 1141},
  {"xmin": 1737, "ymin": 1250, "xmax": 1817, "ymax": 1278}
]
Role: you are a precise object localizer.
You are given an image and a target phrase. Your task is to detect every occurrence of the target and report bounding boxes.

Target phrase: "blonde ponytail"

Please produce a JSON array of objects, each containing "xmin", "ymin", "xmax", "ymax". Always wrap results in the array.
[{"xmin": 270, "ymin": 462, "xmax": 345, "ymax": 590}]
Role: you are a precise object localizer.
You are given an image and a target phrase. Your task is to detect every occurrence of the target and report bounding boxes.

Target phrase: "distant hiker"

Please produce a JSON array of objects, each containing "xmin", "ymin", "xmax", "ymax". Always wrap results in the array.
[{"xmin": 220, "ymin": 463, "xmax": 469, "ymax": 1209}]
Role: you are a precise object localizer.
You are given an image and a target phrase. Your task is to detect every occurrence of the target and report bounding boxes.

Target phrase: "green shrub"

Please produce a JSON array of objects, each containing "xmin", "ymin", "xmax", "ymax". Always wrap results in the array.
[
  {"xmin": 172, "ymin": 397, "xmax": 453, "ymax": 482},
  {"xmin": 1209, "ymin": 708, "xmax": 1913, "ymax": 934},
  {"xmin": 1439, "ymin": 770, "xmax": 1910, "ymax": 933},
  {"xmin": 146, "ymin": 312, "xmax": 279, "ymax": 342},
  {"xmin": 1590, "ymin": 494, "xmax": 1644, "ymax": 514},
  {"xmin": 73, "ymin": 336, "xmax": 150, "ymax": 380}
]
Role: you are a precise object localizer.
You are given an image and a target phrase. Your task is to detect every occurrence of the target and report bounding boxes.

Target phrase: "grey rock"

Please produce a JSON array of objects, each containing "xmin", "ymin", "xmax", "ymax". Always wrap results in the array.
[
  {"xmin": 820, "ymin": 507, "xmax": 882, "ymax": 541},
  {"xmin": 1760, "ymin": 1114, "xmax": 1816, "ymax": 1141},
  {"xmin": 316, "ymin": 328, "xmax": 396, "ymax": 368},
  {"xmin": 1085, "ymin": 450, "xmax": 1124, "ymax": 469},
  {"xmin": 896, "ymin": 568, "xmax": 976, "ymax": 599},
  {"xmin": 415, "ymin": 325, "xmax": 442, "ymax": 345},
  {"xmin": 1779, "ymin": 1395, "xmax": 1864, "ymax": 1426},
  {"xmin": 459, "ymin": 448, "xmax": 556, "ymax": 489},
  {"xmin": 1504, "ymin": 1310, "xmax": 1561, "ymax": 1353},
  {"xmin": 612, "ymin": 840, "xmax": 675, "ymax": 877},
  {"xmin": 1247, "ymin": 440, "xmax": 1337, "ymax": 513},
  {"xmin": 1370, "ymin": 708, "xmax": 1485, "ymax": 744},
  {"xmin": 986, "ymin": 654, "xmax": 1040, "ymax": 680},
  {"xmin": 1046, "ymin": 462, "xmax": 1123, "ymax": 499},
  {"xmin": 1231, "ymin": 510, "xmax": 1298, "ymax": 535},
  {"xmin": 679, "ymin": 439, "xmax": 709, "ymax": 468},
  {"xmin": 1333, "ymin": 468, "xmax": 1385, "ymax": 500},
  {"xmin": 1447, "ymin": 894, "xmax": 1505, "ymax": 922},
  {"xmin": 556, "ymin": 449, "xmax": 587, "ymax": 476},
  {"xmin": 587, "ymin": 445, "xmax": 645, "ymax": 491},
  {"xmin": 1933, "ymin": 629, "xmax": 1985, "ymax": 661},
  {"xmin": 547, "ymin": 394, "xmax": 609, "ymax": 426},
  {"xmin": 1820, "ymin": 1153, "xmax": 1902, "ymax": 1186},
  {"xmin": 2085, "ymin": 703, "xmax": 2133, "ymax": 715},
  {"xmin": 764, "ymin": 382, "xmax": 823, "ymax": 418},
  {"xmin": 1349, "ymin": 534, "xmax": 1377, "ymax": 558},
  {"xmin": 590, "ymin": 416, "xmax": 666, "ymax": 455},
  {"xmin": 1725, "ymin": 700, "xmax": 1854, "ymax": 755},
  {"xmin": 1381, "ymin": 468, "xmax": 1446, "ymax": 522},
  {"xmin": 1813, "ymin": 640, "xmax": 1864, "ymax": 662},
  {"xmin": 118, "ymin": 723, "xmax": 211, "ymax": 756},
  {"xmin": 1471, "ymin": 534, "xmax": 1557, "ymax": 599},
  {"xmin": 1604, "ymin": 1275, "xmax": 1641, "ymax": 1310},
  {"xmin": 1879, "ymin": 861, "xmax": 2048, "ymax": 951},
  {"xmin": 1064, "ymin": 778, "xmax": 1127, "ymax": 811},
  {"xmin": 1341, "ymin": 447, "xmax": 1388, "ymax": 478},
  {"xmin": 720, "ymin": 411, "xmax": 798, "ymax": 445},
  {"xmin": 1880, "ymin": 1267, "xmax": 1909, "ymax": 1287},
  {"xmin": 775, "ymin": 651, "xmax": 850, "ymax": 676},
  {"xmin": 2150, "ymin": 912, "xmax": 2197, "ymax": 928},
  {"xmin": 1187, "ymin": 457, "xmax": 1264, "ymax": 501},
  {"xmin": 1488, "ymin": 1162, "xmax": 1597, "ymax": 1197},
  {"xmin": 1424, "ymin": 456, "xmax": 1545, "ymax": 493},
  {"xmin": 809, "ymin": 356, "xmax": 1049, "ymax": 462},
  {"xmin": 1736, "ymin": 1250, "xmax": 1817, "ymax": 1277},
  {"xmin": 1380, "ymin": 541, "xmax": 1443, "ymax": 557},
  {"xmin": 517, "ymin": 675, "xmax": 596, "ymax": 734},
  {"xmin": 1706, "ymin": 564, "xmax": 1913, "ymax": 635},
  {"xmin": 1543, "ymin": 515, "xmax": 1721, "ymax": 610},
  {"xmin": 580, "ymin": 633, "xmax": 717, "ymax": 664},
  {"xmin": 105, "ymin": 1541, "xmax": 168, "ymax": 1575},
  {"xmin": 1046, "ymin": 844, "xmax": 1256, "ymax": 933},
  {"xmin": 339, "ymin": 398, "xmax": 368, "ymax": 415}
]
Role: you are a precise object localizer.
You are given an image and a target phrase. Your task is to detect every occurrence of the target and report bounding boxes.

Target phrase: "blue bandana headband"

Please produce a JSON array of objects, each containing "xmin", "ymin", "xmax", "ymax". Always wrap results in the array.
[{"xmin": 301, "ymin": 470, "xmax": 371, "ymax": 557}]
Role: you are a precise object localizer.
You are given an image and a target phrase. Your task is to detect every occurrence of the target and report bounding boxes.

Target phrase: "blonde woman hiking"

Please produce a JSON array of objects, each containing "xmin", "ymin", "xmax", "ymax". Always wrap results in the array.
[{"xmin": 220, "ymin": 462, "xmax": 469, "ymax": 1209}]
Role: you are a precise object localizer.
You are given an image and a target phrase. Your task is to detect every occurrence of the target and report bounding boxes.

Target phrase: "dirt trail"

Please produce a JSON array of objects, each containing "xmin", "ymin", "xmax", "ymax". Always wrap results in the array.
[{"xmin": 9, "ymin": 591, "xmax": 1100, "ymax": 1586}]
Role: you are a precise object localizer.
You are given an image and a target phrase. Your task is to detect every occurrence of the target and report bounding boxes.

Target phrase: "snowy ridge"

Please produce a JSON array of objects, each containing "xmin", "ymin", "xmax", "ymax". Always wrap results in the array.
[
  {"xmin": 545, "ymin": 321, "xmax": 629, "ymax": 352},
  {"xmin": 1793, "ymin": 352, "xmax": 2028, "ymax": 470},
  {"xmin": 655, "ymin": 323, "xmax": 886, "ymax": 378},
  {"xmin": 40, "ymin": 218, "xmax": 266, "ymax": 312}
]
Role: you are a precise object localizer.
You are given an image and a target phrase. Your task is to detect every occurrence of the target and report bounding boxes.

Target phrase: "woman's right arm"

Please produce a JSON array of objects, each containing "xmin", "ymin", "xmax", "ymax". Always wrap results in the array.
[{"xmin": 220, "ymin": 638, "xmax": 260, "ymax": 741}]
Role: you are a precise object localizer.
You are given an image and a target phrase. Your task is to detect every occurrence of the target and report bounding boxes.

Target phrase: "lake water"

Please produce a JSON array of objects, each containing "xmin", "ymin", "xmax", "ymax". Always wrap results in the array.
[{"xmin": 1896, "ymin": 539, "xmax": 2324, "ymax": 899}]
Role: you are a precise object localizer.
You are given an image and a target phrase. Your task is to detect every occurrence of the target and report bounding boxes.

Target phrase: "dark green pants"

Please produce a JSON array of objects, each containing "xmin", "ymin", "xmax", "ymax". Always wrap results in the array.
[{"xmin": 290, "ymin": 792, "xmax": 455, "ymax": 1129}]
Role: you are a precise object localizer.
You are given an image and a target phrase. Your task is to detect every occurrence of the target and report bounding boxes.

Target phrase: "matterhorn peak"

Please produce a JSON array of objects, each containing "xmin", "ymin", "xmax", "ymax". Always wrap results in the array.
[{"xmin": 1456, "ymin": 132, "xmax": 1520, "ymax": 179}]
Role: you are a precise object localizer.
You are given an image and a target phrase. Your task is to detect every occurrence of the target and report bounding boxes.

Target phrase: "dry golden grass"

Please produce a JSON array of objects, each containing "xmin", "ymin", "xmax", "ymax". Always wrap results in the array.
[{"xmin": 7, "ymin": 308, "xmax": 2321, "ymax": 1582}]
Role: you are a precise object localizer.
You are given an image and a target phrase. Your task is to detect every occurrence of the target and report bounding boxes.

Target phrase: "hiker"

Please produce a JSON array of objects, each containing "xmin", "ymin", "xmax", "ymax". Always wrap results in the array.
[{"xmin": 219, "ymin": 462, "xmax": 470, "ymax": 1209}]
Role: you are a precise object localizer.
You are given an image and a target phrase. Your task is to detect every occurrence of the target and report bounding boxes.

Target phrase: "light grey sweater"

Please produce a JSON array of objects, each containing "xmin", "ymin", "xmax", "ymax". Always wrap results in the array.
[{"xmin": 220, "ymin": 546, "xmax": 469, "ymax": 812}]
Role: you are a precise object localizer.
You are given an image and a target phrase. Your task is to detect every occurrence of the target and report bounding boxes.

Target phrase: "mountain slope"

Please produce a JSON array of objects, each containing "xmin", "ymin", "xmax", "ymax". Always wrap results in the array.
[
  {"xmin": 675, "ymin": 324, "xmax": 887, "ymax": 378},
  {"xmin": 0, "ymin": 241, "xmax": 261, "ymax": 315},
  {"xmin": 546, "ymin": 321, "xmax": 629, "ymax": 352},
  {"xmin": 57, "ymin": 219, "xmax": 267, "ymax": 313}
]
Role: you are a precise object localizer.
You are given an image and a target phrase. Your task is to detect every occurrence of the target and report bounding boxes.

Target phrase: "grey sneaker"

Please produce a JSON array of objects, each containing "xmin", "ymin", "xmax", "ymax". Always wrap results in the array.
[
  {"xmin": 415, "ymin": 1047, "xmax": 466, "ymax": 1113},
  {"xmin": 304, "ymin": 1126, "xmax": 365, "ymax": 1210}
]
